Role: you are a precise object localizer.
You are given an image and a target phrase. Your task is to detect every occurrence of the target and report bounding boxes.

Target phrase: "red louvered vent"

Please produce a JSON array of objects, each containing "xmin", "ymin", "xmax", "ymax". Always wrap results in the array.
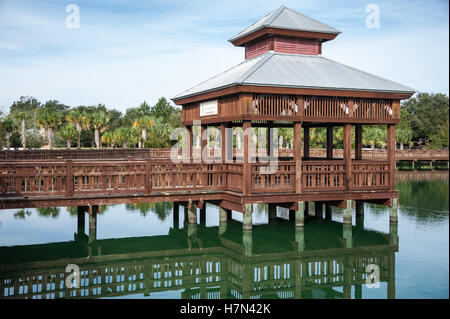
[
  {"xmin": 245, "ymin": 38, "xmax": 270, "ymax": 59},
  {"xmin": 274, "ymin": 36, "xmax": 321, "ymax": 55}
]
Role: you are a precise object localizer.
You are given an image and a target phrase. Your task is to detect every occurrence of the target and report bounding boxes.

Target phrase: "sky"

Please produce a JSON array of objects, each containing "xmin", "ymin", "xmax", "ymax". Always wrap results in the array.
[{"xmin": 0, "ymin": 0, "xmax": 448, "ymax": 114}]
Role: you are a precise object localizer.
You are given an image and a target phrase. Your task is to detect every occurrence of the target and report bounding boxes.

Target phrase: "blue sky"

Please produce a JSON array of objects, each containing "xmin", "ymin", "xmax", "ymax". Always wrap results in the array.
[{"xmin": 0, "ymin": 0, "xmax": 448, "ymax": 113}]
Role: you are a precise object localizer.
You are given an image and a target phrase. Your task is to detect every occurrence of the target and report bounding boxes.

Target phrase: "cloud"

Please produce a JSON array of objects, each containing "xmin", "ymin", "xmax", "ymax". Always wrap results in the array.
[{"xmin": 0, "ymin": 0, "xmax": 448, "ymax": 114}]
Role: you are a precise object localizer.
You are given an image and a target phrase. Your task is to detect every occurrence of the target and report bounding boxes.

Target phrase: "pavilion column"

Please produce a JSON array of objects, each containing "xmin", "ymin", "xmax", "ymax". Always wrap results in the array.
[
  {"xmin": 243, "ymin": 204, "xmax": 252, "ymax": 230},
  {"xmin": 88, "ymin": 205, "xmax": 98, "ymax": 244},
  {"xmin": 267, "ymin": 122, "xmax": 274, "ymax": 158},
  {"xmin": 173, "ymin": 202, "xmax": 179, "ymax": 230},
  {"xmin": 303, "ymin": 127, "xmax": 310, "ymax": 158},
  {"xmin": 355, "ymin": 124, "xmax": 363, "ymax": 160},
  {"xmin": 243, "ymin": 120, "xmax": 252, "ymax": 195},
  {"xmin": 201, "ymin": 124, "xmax": 207, "ymax": 161},
  {"xmin": 220, "ymin": 123, "xmax": 226, "ymax": 163},
  {"xmin": 294, "ymin": 122, "xmax": 302, "ymax": 194},
  {"xmin": 187, "ymin": 200, "xmax": 197, "ymax": 224},
  {"xmin": 326, "ymin": 125, "xmax": 333, "ymax": 159},
  {"xmin": 344, "ymin": 124, "xmax": 352, "ymax": 191},
  {"xmin": 187, "ymin": 125, "xmax": 193, "ymax": 162},
  {"xmin": 387, "ymin": 124, "xmax": 396, "ymax": 190}
]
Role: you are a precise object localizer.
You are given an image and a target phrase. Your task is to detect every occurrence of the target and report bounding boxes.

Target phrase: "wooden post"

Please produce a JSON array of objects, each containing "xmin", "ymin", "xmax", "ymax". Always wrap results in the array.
[
  {"xmin": 187, "ymin": 200, "xmax": 197, "ymax": 224},
  {"xmin": 343, "ymin": 199, "xmax": 352, "ymax": 224},
  {"xmin": 187, "ymin": 125, "xmax": 193, "ymax": 162},
  {"xmin": 268, "ymin": 203, "xmax": 277, "ymax": 222},
  {"xmin": 295, "ymin": 201, "xmax": 305, "ymax": 227},
  {"xmin": 173, "ymin": 203, "xmax": 179, "ymax": 230},
  {"xmin": 243, "ymin": 229, "xmax": 252, "ymax": 256},
  {"xmin": 243, "ymin": 204, "xmax": 252, "ymax": 230},
  {"xmin": 200, "ymin": 206, "xmax": 206, "ymax": 226},
  {"xmin": 88, "ymin": 205, "xmax": 97, "ymax": 244},
  {"xmin": 326, "ymin": 125, "xmax": 333, "ymax": 159},
  {"xmin": 66, "ymin": 160, "xmax": 73, "ymax": 197},
  {"xmin": 294, "ymin": 122, "xmax": 302, "ymax": 194},
  {"xmin": 219, "ymin": 207, "xmax": 228, "ymax": 222},
  {"xmin": 344, "ymin": 124, "xmax": 352, "ymax": 191},
  {"xmin": 304, "ymin": 126, "xmax": 310, "ymax": 158},
  {"xmin": 355, "ymin": 124, "xmax": 363, "ymax": 160},
  {"xmin": 145, "ymin": 159, "xmax": 152, "ymax": 195},
  {"xmin": 267, "ymin": 122, "xmax": 273, "ymax": 158},
  {"xmin": 201, "ymin": 124, "xmax": 207, "ymax": 159},
  {"xmin": 243, "ymin": 120, "xmax": 251, "ymax": 195},
  {"xmin": 387, "ymin": 124, "xmax": 396, "ymax": 190},
  {"xmin": 220, "ymin": 123, "xmax": 226, "ymax": 163}
]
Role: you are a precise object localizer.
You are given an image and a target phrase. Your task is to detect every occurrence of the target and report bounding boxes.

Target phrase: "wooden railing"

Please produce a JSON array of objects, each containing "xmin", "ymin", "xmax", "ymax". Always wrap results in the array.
[
  {"xmin": 0, "ymin": 158, "xmax": 395, "ymax": 198},
  {"xmin": 352, "ymin": 160, "xmax": 390, "ymax": 190},
  {"xmin": 304, "ymin": 96, "xmax": 348, "ymax": 119},
  {"xmin": 2, "ymin": 148, "xmax": 447, "ymax": 161},
  {"xmin": 251, "ymin": 162, "xmax": 295, "ymax": 193},
  {"xmin": 253, "ymin": 94, "xmax": 297, "ymax": 116},
  {"xmin": 301, "ymin": 160, "xmax": 346, "ymax": 192},
  {"xmin": 248, "ymin": 94, "xmax": 398, "ymax": 122}
]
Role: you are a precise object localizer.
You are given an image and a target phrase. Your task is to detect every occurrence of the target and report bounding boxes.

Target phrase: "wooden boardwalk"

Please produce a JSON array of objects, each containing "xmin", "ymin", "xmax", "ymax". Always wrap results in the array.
[{"xmin": 0, "ymin": 148, "xmax": 446, "ymax": 211}]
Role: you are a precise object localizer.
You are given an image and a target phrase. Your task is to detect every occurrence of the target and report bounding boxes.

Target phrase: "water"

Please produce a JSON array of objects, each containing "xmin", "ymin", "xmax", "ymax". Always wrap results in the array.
[{"xmin": 0, "ymin": 177, "xmax": 448, "ymax": 299}]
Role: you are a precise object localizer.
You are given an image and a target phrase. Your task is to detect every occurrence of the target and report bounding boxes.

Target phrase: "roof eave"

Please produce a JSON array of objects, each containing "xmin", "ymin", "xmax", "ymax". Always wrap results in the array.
[
  {"xmin": 229, "ymin": 25, "xmax": 341, "ymax": 45},
  {"xmin": 173, "ymin": 83, "xmax": 415, "ymax": 105}
]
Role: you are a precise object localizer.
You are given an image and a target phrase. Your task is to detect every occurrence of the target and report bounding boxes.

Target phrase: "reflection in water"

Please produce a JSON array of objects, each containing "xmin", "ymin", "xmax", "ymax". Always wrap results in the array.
[
  {"xmin": 0, "ymin": 177, "xmax": 447, "ymax": 299},
  {"xmin": 0, "ymin": 210, "xmax": 397, "ymax": 299}
]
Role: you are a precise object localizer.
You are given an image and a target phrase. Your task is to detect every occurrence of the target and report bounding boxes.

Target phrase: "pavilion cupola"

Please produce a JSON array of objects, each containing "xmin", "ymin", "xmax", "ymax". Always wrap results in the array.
[{"xmin": 229, "ymin": 6, "xmax": 341, "ymax": 59}]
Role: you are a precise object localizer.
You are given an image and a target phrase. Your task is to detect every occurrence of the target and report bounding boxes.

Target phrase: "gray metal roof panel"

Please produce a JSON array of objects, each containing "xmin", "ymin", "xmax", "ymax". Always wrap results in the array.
[
  {"xmin": 229, "ymin": 6, "xmax": 341, "ymax": 43},
  {"xmin": 173, "ymin": 52, "xmax": 415, "ymax": 101},
  {"xmin": 243, "ymin": 53, "xmax": 415, "ymax": 93}
]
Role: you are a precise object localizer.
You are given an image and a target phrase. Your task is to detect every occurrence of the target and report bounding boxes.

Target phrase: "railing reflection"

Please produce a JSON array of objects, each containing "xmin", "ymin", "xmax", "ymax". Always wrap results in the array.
[{"xmin": 0, "ymin": 213, "xmax": 398, "ymax": 299}]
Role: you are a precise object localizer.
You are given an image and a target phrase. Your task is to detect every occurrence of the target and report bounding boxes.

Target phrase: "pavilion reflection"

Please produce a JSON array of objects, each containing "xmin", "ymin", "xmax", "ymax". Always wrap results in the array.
[{"xmin": 0, "ymin": 207, "xmax": 398, "ymax": 299}]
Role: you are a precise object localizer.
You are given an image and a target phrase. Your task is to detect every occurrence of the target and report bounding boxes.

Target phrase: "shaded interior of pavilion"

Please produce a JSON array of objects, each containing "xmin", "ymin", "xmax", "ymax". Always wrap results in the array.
[{"xmin": 186, "ymin": 122, "xmax": 391, "ymax": 162}]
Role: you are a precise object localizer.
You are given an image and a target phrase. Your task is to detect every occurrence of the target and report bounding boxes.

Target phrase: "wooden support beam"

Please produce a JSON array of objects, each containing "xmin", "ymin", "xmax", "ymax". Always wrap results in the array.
[
  {"xmin": 294, "ymin": 122, "xmax": 302, "ymax": 194},
  {"xmin": 387, "ymin": 124, "xmax": 396, "ymax": 190},
  {"xmin": 243, "ymin": 204, "xmax": 252, "ymax": 230},
  {"xmin": 201, "ymin": 125, "xmax": 207, "ymax": 161},
  {"xmin": 326, "ymin": 125, "xmax": 333, "ymax": 159},
  {"xmin": 304, "ymin": 127, "xmax": 310, "ymax": 158},
  {"xmin": 355, "ymin": 124, "xmax": 363, "ymax": 160},
  {"xmin": 243, "ymin": 120, "xmax": 251, "ymax": 195},
  {"xmin": 187, "ymin": 125, "xmax": 193, "ymax": 161},
  {"xmin": 295, "ymin": 201, "xmax": 305, "ymax": 227},
  {"xmin": 66, "ymin": 160, "xmax": 73, "ymax": 197},
  {"xmin": 344, "ymin": 124, "xmax": 352, "ymax": 191}
]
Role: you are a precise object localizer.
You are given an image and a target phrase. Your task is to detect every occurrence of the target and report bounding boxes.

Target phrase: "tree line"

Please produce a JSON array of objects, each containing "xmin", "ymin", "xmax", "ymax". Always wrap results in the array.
[
  {"xmin": 0, "ymin": 96, "xmax": 181, "ymax": 150},
  {"xmin": 0, "ymin": 92, "xmax": 448, "ymax": 150}
]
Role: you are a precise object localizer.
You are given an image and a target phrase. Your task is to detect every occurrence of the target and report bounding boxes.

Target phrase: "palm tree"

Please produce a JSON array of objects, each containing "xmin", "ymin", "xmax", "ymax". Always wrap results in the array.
[
  {"xmin": 89, "ymin": 111, "xmax": 110, "ymax": 148},
  {"xmin": 1, "ymin": 116, "xmax": 15, "ymax": 150},
  {"xmin": 14, "ymin": 112, "xmax": 28, "ymax": 149},
  {"xmin": 58, "ymin": 124, "xmax": 78, "ymax": 149},
  {"xmin": 132, "ymin": 115, "xmax": 154, "ymax": 148},
  {"xmin": 66, "ymin": 109, "xmax": 89, "ymax": 149},
  {"xmin": 101, "ymin": 131, "xmax": 117, "ymax": 148},
  {"xmin": 114, "ymin": 127, "xmax": 139, "ymax": 149},
  {"xmin": 36, "ymin": 109, "xmax": 62, "ymax": 150}
]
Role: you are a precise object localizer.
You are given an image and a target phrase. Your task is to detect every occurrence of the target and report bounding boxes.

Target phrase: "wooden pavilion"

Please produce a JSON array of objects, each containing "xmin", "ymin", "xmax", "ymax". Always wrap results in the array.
[{"xmin": 172, "ymin": 6, "xmax": 415, "ymax": 228}]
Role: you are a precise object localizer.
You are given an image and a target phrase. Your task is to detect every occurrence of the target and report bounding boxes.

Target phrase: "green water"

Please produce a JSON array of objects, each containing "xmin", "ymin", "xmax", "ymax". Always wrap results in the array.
[{"xmin": 0, "ymin": 179, "xmax": 448, "ymax": 299}]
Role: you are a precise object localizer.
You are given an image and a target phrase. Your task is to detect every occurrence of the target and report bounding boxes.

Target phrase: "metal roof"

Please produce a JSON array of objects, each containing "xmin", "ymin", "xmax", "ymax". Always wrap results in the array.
[
  {"xmin": 173, "ymin": 51, "xmax": 415, "ymax": 101},
  {"xmin": 229, "ymin": 6, "xmax": 341, "ymax": 43}
]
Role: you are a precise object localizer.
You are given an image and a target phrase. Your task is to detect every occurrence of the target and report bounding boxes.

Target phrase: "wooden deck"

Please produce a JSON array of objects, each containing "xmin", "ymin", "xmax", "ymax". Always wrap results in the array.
[{"xmin": 0, "ymin": 156, "xmax": 397, "ymax": 210}]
